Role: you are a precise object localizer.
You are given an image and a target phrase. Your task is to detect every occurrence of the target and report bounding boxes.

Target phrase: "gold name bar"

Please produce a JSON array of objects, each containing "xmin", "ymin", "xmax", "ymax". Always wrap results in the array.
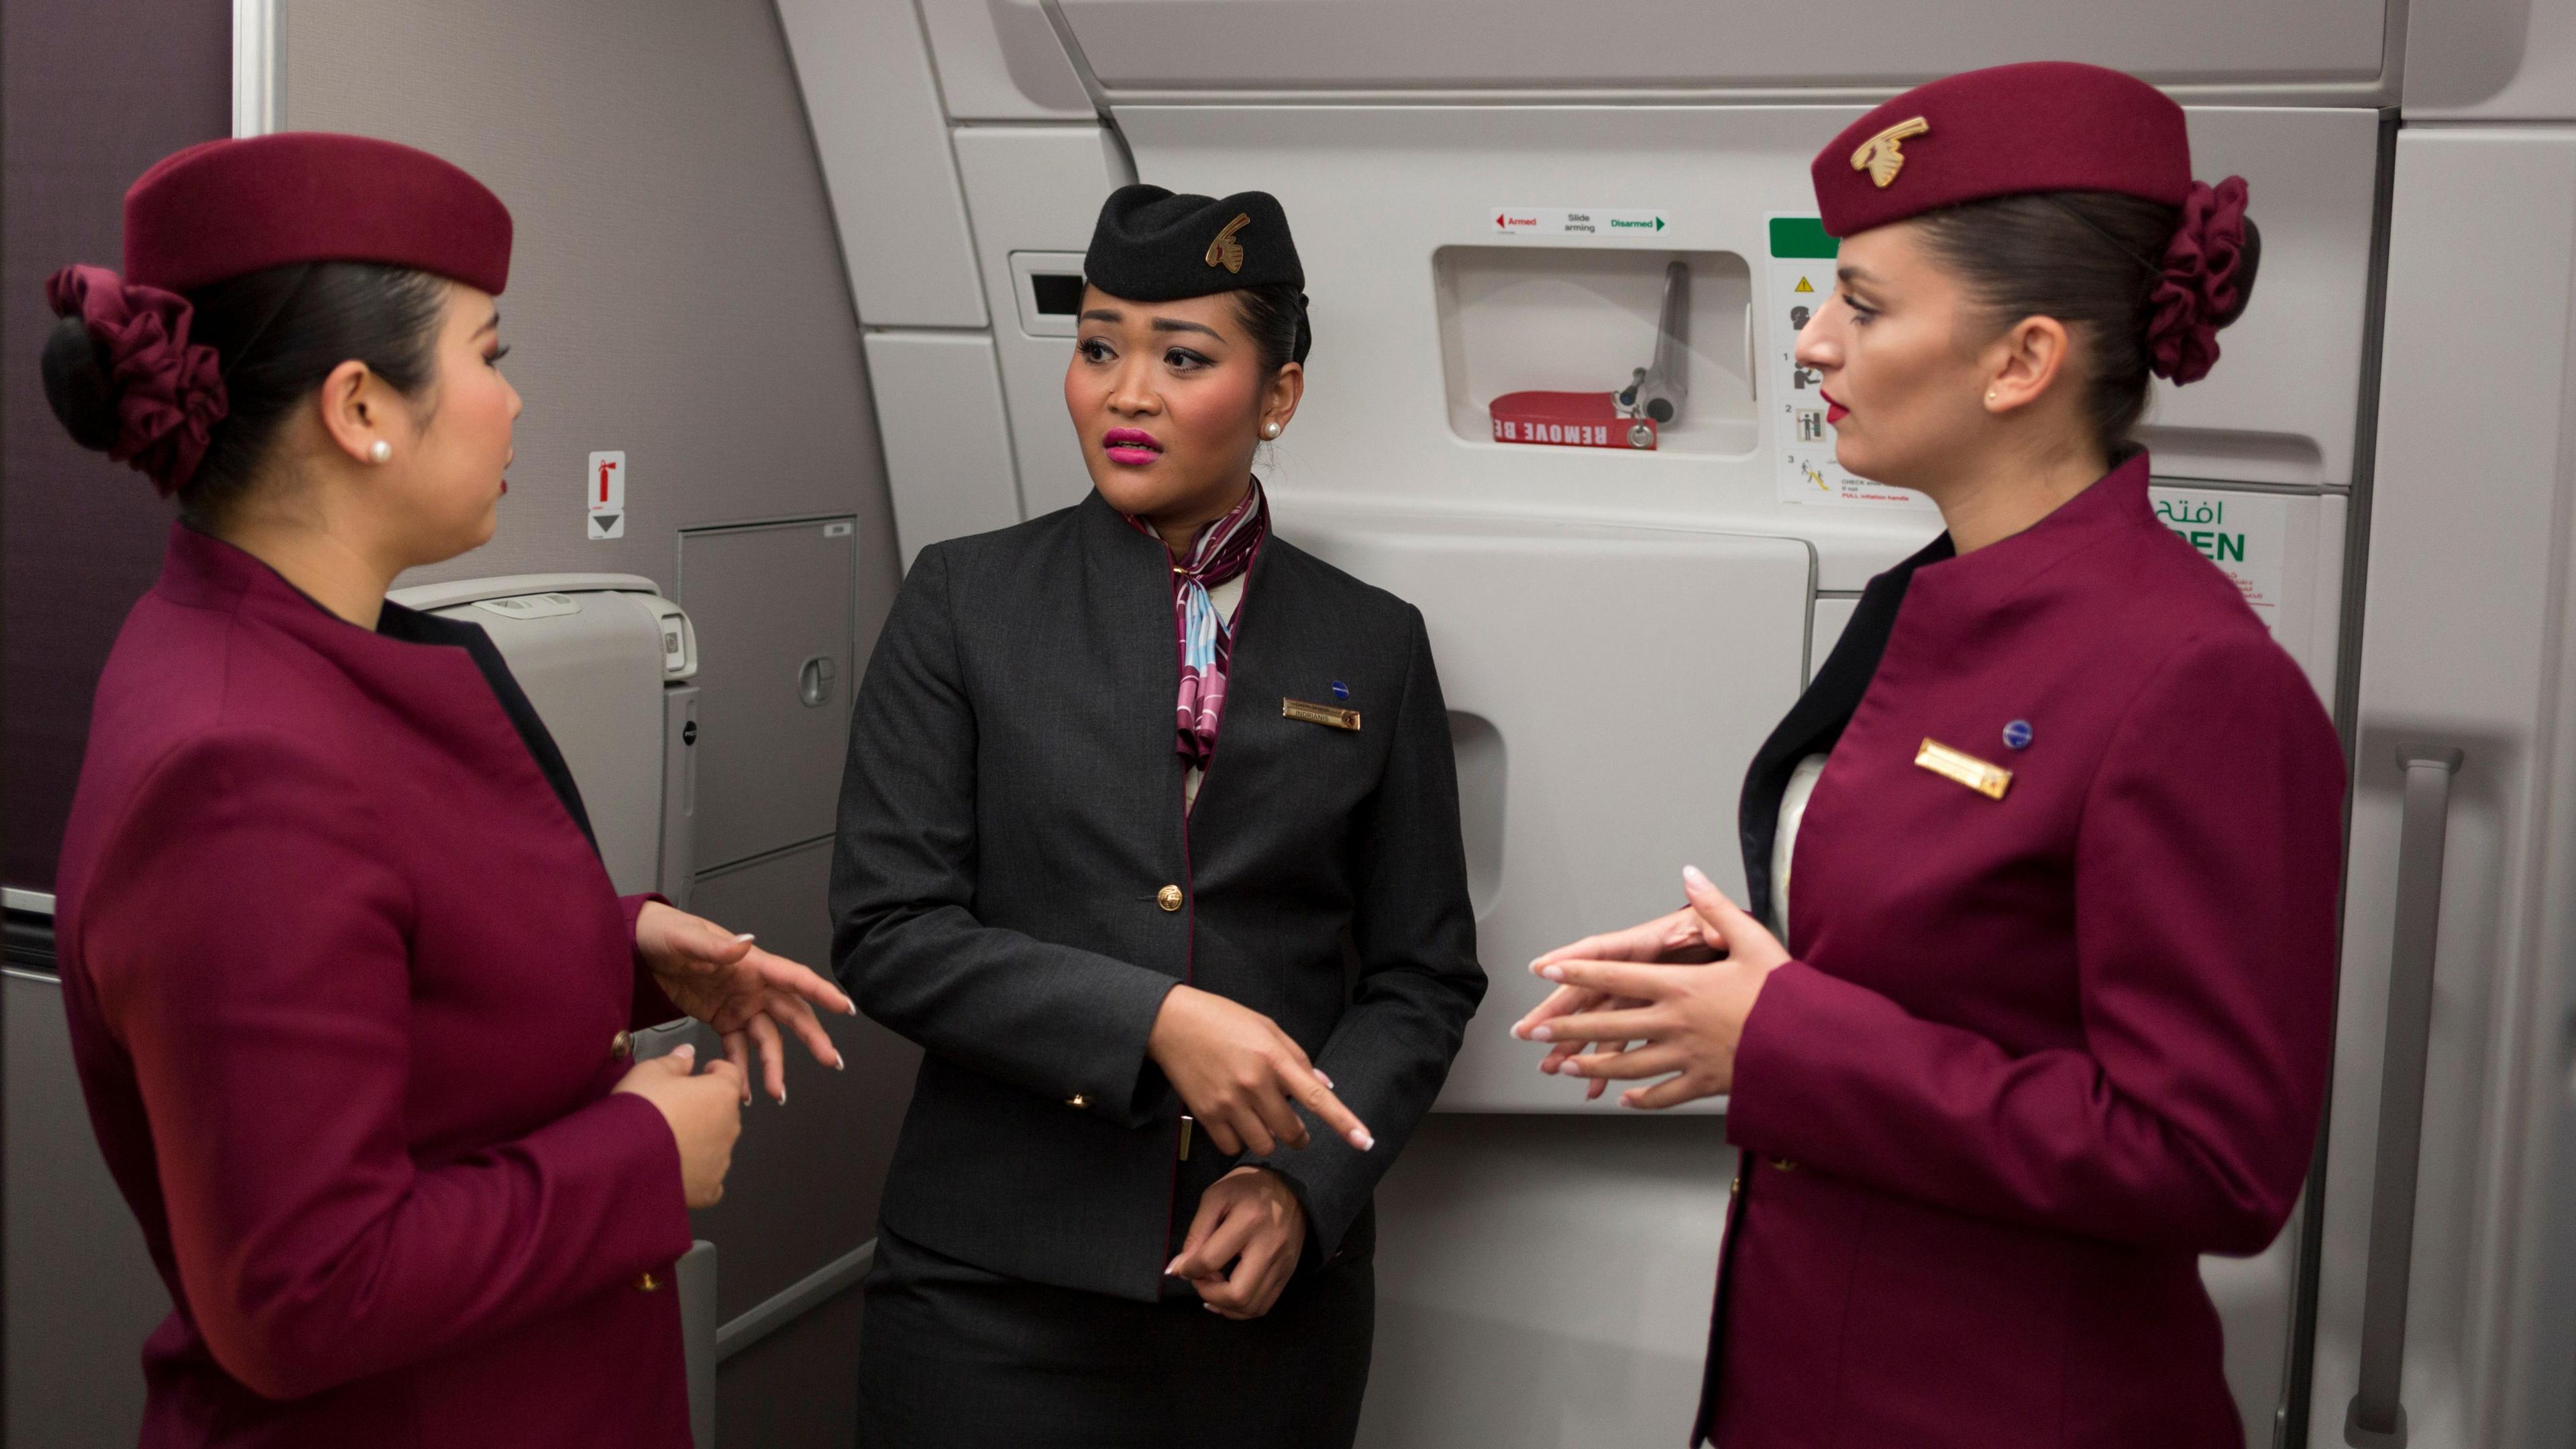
[
  {"xmin": 1915, "ymin": 738, "xmax": 2012, "ymax": 800},
  {"xmin": 1283, "ymin": 698, "xmax": 1362, "ymax": 731}
]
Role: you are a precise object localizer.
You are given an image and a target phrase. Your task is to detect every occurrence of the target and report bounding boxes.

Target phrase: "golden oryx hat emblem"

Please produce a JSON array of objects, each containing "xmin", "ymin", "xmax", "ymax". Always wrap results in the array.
[
  {"xmin": 1205, "ymin": 213, "xmax": 1251, "ymax": 273},
  {"xmin": 1851, "ymin": 117, "xmax": 1932, "ymax": 188}
]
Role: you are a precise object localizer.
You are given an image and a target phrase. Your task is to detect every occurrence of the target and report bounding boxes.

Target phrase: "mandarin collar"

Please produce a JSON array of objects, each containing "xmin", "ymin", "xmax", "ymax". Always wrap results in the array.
[
  {"xmin": 160, "ymin": 521, "xmax": 443, "ymax": 650},
  {"xmin": 1907, "ymin": 450, "xmax": 2155, "ymax": 609}
]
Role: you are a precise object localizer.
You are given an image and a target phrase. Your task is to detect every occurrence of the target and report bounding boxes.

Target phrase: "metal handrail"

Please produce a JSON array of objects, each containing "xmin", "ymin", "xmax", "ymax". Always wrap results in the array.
[{"xmin": 2344, "ymin": 746, "xmax": 2465, "ymax": 1448}]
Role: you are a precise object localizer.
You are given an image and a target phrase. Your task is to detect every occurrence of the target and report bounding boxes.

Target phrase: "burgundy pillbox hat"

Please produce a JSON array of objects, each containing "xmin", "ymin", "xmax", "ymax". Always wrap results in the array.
[
  {"xmin": 44, "ymin": 132, "xmax": 513, "ymax": 496},
  {"xmin": 1810, "ymin": 61, "xmax": 2255, "ymax": 387},
  {"xmin": 125, "ymin": 131, "xmax": 513, "ymax": 295},
  {"xmin": 1812, "ymin": 62, "xmax": 2192, "ymax": 239}
]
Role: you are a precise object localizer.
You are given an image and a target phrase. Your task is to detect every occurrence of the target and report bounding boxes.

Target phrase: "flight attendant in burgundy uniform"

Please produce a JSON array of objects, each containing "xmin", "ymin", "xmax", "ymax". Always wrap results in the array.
[
  {"xmin": 1512, "ymin": 64, "xmax": 2347, "ymax": 1447},
  {"xmin": 42, "ymin": 133, "xmax": 853, "ymax": 1446}
]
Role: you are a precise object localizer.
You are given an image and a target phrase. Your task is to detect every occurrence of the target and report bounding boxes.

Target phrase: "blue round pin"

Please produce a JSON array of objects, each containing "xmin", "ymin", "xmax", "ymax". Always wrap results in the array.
[
  {"xmin": 2002, "ymin": 719, "xmax": 2034, "ymax": 751},
  {"xmin": 1330, "ymin": 680, "xmax": 1350, "ymax": 700}
]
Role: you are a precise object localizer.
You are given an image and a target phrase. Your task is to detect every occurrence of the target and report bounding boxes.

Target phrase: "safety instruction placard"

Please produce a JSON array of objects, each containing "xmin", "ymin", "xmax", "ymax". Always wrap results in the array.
[
  {"xmin": 2147, "ymin": 487, "xmax": 2288, "ymax": 633},
  {"xmin": 588, "ymin": 451, "xmax": 626, "ymax": 540},
  {"xmin": 1490, "ymin": 207, "xmax": 1671, "ymax": 239},
  {"xmin": 1766, "ymin": 216, "xmax": 1933, "ymax": 511}
]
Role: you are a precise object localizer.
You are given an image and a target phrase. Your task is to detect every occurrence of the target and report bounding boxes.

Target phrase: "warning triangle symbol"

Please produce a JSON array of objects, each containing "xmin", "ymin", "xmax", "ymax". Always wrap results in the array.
[
  {"xmin": 590, "ymin": 513, "xmax": 621, "ymax": 537},
  {"xmin": 1793, "ymin": 276, "xmax": 1815, "ymax": 293}
]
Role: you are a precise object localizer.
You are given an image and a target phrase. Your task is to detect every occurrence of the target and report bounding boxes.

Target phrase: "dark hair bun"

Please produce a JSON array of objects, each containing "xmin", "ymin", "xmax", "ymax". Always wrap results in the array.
[
  {"xmin": 2210, "ymin": 217, "xmax": 2262, "ymax": 329},
  {"xmin": 41, "ymin": 314, "xmax": 123, "ymax": 452}
]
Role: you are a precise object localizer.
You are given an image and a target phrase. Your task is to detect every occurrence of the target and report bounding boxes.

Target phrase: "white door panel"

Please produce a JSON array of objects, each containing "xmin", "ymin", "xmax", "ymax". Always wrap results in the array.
[{"xmin": 2308, "ymin": 125, "xmax": 2576, "ymax": 1449}]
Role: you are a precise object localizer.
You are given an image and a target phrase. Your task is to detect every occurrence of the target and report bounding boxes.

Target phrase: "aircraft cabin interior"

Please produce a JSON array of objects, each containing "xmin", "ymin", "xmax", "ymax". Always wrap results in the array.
[{"xmin": 4, "ymin": 1, "xmax": 2574, "ymax": 1446}]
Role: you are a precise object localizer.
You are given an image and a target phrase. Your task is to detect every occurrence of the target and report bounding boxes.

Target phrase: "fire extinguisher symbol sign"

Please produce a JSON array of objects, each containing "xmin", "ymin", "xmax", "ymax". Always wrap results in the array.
[{"xmin": 587, "ymin": 451, "xmax": 627, "ymax": 540}]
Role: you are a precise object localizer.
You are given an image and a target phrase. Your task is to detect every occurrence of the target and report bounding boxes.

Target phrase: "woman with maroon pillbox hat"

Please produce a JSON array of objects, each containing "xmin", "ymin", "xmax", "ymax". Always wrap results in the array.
[
  {"xmin": 40, "ymin": 131, "xmax": 855, "ymax": 1446},
  {"xmin": 1511, "ymin": 64, "xmax": 2345, "ymax": 1447}
]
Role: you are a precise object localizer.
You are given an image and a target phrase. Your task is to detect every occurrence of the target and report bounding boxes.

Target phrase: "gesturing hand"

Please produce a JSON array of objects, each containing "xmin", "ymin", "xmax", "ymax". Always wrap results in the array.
[
  {"xmin": 612, "ymin": 1044, "xmax": 745, "ymax": 1208},
  {"xmin": 1167, "ymin": 1166, "xmax": 1307, "ymax": 1320},
  {"xmin": 634, "ymin": 901, "xmax": 856, "ymax": 1106},
  {"xmin": 1146, "ymin": 985, "xmax": 1374, "ymax": 1157},
  {"xmin": 1515, "ymin": 894, "xmax": 1729, "ymax": 1099},
  {"xmin": 1512, "ymin": 865, "xmax": 1789, "ymax": 1108}
]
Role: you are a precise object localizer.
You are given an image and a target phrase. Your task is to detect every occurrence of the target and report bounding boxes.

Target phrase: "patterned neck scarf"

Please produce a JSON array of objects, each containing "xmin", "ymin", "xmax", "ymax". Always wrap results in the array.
[{"xmin": 1127, "ymin": 478, "xmax": 1269, "ymax": 769}]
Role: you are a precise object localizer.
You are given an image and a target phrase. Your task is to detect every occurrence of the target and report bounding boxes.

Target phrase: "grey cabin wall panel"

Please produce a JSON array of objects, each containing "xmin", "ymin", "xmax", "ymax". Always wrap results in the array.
[
  {"xmin": 678, "ymin": 521, "xmax": 859, "ymax": 871},
  {"xmin": 1, "ymin": 0, "xmax": 229, "ymax": 892},
  {"xmin": 1054, "ymin": 0, "xmax": 2388, "ymax": 94},
  {"xmin": 684, "ymin": 841, "xmax": 920, "ymax": 1320},
  {"xmin": 278, "ymin": 0, "xmax": 901, "ymax": 606},
  {"xmin": 5, "ymin": 974, "xmax": 167, "ymax": 1449}
]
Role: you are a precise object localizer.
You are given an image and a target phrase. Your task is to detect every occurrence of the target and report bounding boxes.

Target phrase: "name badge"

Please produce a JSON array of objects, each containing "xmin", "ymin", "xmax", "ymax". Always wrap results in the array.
[
  {"xmin": 1915, "ymin": 738, "xmax": 2012, "ymax": 800},
  {"xmin": 1283, "ymin": 698, "xmax": 1361, "ymax": 731}
]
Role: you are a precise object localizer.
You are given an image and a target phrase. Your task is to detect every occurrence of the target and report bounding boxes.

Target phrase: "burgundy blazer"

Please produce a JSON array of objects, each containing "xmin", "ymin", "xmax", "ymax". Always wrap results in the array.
[
  {"xmin": 1703, "ymin": 455, "xmax": 2345, "ymax": 1448},
  {"xmin": 52, "ymin": 525, "xmax": 694, "ymax": 1447}
]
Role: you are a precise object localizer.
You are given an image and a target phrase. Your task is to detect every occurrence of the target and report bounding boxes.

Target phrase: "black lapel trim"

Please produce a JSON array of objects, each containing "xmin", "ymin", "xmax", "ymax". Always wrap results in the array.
[
  {"xmin": 1736, "ymin": 534, "xmax": 1953, "ymax": 929},
  {"xmin": 377, "ymin": 602, "xmax": 601, "ymax": 856}
]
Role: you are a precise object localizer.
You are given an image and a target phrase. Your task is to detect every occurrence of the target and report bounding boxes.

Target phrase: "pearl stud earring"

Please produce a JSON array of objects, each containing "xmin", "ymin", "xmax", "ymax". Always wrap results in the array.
[
  {"xmin": 1263, "ymin": 421, "xmax": 1281, "ymax": 439},
  {"xmin": 368, "ymin": 441, "xmax": 392, "ymax": 464}
]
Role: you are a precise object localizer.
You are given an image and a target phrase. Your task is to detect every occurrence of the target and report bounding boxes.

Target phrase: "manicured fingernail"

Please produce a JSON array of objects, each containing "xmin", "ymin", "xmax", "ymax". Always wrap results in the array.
[
  {"xmin": 835, "ymin": 1052, "xmax": 848, "ymax": 1071},
  {"xmin": 733, "ymin": 932, "xmax": 757, "ymax": 943},
  {"xmin": 1313, "ymin": 1069, "xmax": 1334, "ymax": 1089},
  {"xmin": 1562, "ymin": 1060, "xmax": 1585, "ymax": 1075},
  {"xmin": 1350, "ymin": 1130, "xmax": 1376, "ymax": 1151},
  {"xmin": 1682, "ymin": 865, "xmax": 1711, "ymax": 890},
  {"xmin": 672, "ymin": 1043, "xmax": 694, "ymax": 1063},
  {"xmin": 1529, "ymin": 1024, "xmax": 1553, "ymax": 1041},
  {"xmin": 1165, "ymin": 1256, "xmax": 1185, "ymax": 1276},
  {"xmin": 1541, "ymin": 965, "xmax": 1564, "ymax": 981}
]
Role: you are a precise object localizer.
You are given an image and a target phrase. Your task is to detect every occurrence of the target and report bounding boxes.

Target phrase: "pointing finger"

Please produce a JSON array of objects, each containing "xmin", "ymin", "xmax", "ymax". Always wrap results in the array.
[{"xmin": 1287, "ymin": 1071, "xmax": 1374, "ymax": 1152}]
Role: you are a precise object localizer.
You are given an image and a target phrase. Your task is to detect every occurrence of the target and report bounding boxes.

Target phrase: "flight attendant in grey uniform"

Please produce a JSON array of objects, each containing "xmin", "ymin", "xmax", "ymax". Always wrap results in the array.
[{"xmin": 832, "ymin": 185, "xmax": 1485, "ymax": 1448}]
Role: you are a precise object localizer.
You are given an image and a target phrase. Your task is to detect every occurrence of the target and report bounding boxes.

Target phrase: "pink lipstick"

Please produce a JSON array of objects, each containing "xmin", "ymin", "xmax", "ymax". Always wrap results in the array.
[{"xmin": 1102, "ymin": 427, "xmax": 1163, "ymax": 467}]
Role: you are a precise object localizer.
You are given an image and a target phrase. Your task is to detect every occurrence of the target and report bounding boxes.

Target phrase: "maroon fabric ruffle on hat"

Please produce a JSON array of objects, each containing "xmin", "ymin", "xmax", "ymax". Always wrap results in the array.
[
  {"xmin": 2147, "ymin": 176, "xmax": 2251, "ymax": 387},
  {"xmin": 46, "ymin": 264, "xmax": 229, "ymax": 496}
]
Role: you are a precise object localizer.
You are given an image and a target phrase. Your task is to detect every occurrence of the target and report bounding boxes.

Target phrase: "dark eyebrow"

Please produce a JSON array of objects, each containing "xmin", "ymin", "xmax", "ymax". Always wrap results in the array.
[
  {"xmin": 1835, "ymin": 265, "xmax": 1878, "ymax": 285},
  {"xmin": 1150, "ymin": 318, "xmax": 1222, "ymax": 339},
  {"xmin": 475, "ymin": 310, "xmax": 500, "ymax": 335},
  {"xmin": 1080, "ymin": 307, "xmax": 1122, "ymax": 323}
]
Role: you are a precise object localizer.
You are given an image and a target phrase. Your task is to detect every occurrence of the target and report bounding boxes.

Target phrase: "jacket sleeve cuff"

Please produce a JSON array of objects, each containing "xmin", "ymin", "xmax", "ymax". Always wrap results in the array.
[
  {"xmin": 1093, "ymin": 974, "xmax": 1184, "ymax": 1128},
  {"xmin": 535, "ymin": 1089, "xmax": 697, "ymax": 1281},
  {"xmin": 1236, "ymin": 1142, "xmax": 1365, "ymax": 1262},
  {"xmin": 1723, "ymin": 959, "xmax": 1849, "ymax": 1160}
]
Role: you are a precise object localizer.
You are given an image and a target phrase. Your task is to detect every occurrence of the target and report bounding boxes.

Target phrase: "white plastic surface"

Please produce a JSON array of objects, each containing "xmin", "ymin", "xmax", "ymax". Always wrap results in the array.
[
  {"xmin": 1434, "ymin": 245, "xmax": 1756, "ymax": 455},
  {"xmin": 951, "ymin": 125, "xmax": 1134, "ymax": 517},
  {"xmin": 1284, "ymin": 511, "xmax": 1809, "ymax": 1112},
  {"xmin": 394, "ymin": 582, "xmax": 672, "ymax": 896},
  {"xmin": 775, "ymin": 0, "xmax": 989, "ymax": 326},
  {"xmin": 916, "ymin": 0, "xmax": 1093, "ymax": 118},
  {"xmin": 861, "ymin": 331, "xmax": 1028, "ymax": 565},
  {"xmin": 2402, "ymin": 0, "xmax": 2576, "ymax": 119},
  {"xmin": 2135, "ymin": 109, "xmax": 2382, "ymax": 488},
  {"xmin": 2305, "ymin": 125, "xmax": 2576, "ymax": 1449},
  {"xmin": 1057, "ymin": 0, "xmax": 2390, "ymax": 99},
  {"xmin": 1122, "ymin": 104, "xmax": 2376, "ymax": 589}
]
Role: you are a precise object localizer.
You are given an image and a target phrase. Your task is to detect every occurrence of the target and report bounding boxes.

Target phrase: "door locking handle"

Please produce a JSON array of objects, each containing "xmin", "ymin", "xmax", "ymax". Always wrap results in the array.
[{"xmin": 798, "ymin": 655, "xmax": 837, "ymax": 708}]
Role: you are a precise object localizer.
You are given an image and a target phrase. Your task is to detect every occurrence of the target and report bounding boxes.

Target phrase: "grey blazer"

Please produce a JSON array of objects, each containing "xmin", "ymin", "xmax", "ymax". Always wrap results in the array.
[{"xmin": 829, "ymin": 492, "xmax": 1485, "ymax": 1303}]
